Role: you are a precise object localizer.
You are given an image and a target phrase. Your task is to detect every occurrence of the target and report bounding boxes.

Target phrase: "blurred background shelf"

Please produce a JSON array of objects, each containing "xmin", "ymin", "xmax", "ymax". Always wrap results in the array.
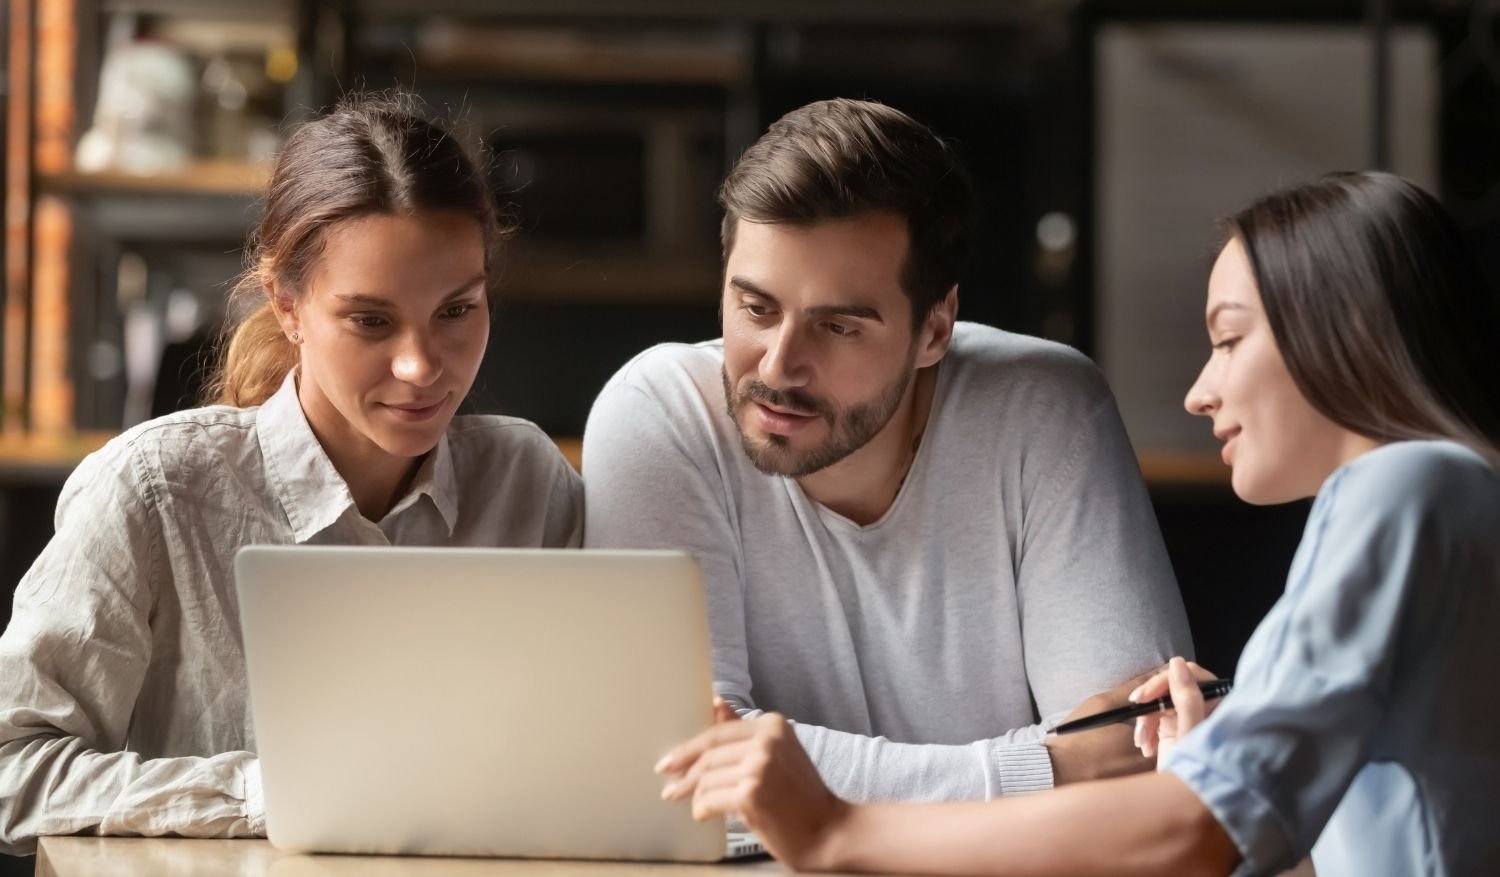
[
  {"xmin": 8, "ymin": 11, "xmax": 1497, "ymax": 430},
  {"xmin": 0, "ymin": 432, "xmax": 1226, "ymax": 491},
  {"xmin": 37, "ymin": 160, "xmax": 271, "ymax": 196},
  {"xmin": 0, "ymin": 430, "xmax": 112, "ymax": 484},
  {"xmin": 351, "ymin": 0, "xmax": 1050, "ymax": 25},
  {"xmin": 1137, "ymin": 451, "xmax": 1231, "ymax": 488},
  {"xmin": 97, "ymin": 0, "xmax": 294, "ymax": 18},
  {"xmin": 7, "ymin": 0, "xmax": 1093, "ymax": 440}
]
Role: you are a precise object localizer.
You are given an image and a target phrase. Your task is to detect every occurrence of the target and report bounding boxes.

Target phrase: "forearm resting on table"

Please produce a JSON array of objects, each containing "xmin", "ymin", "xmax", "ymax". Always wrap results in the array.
[
  {"xmin": 724, "ymin": 691, "xmax": 1047, "ymax": 801},
  {"xmin": 819, "ymin": 771, "xmax": 1238, "ymax": 877},
  {"xmin": 0, "ymin": 740, "xmax": 263, "ymax": 853}
]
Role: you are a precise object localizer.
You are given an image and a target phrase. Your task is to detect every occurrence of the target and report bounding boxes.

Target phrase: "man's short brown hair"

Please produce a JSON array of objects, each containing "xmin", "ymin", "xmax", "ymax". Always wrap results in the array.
[{"xmin": 717, "ymin": 98, "xmax": 976, "ymax": 325}]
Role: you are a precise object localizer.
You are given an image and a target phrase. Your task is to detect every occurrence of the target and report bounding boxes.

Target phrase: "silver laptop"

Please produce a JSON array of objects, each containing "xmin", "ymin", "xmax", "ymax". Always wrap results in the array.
[{"xmin": 235, "ymin": 546, "xmax": 763, "ymax": 862}]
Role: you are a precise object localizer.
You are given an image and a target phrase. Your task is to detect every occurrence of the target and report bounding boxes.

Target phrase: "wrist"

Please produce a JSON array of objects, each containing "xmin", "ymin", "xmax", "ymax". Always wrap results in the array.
[
  {"xmin": 806, "ymin": 800, "xmax": 865, "ymax": 873},
  {"xmin": 1043, "ymin": 736, "xmax": 1084, "ymax": 785},
  {"xmin": 1045, "ymin": 726, "xmax": 1144, "ymax": 785}
]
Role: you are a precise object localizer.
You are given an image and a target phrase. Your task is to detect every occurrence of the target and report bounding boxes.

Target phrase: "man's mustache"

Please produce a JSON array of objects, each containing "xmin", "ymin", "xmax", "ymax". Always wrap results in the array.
[{"xmin": 739, "ymin": 380, "xmax": 828, "ymax": 418}]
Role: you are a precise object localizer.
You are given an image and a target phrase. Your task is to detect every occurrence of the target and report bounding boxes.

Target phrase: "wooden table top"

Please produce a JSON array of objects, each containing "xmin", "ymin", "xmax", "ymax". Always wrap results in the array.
[{"xmin": 36, "ymin": 838, "xmax": 802, "ymax": 877}]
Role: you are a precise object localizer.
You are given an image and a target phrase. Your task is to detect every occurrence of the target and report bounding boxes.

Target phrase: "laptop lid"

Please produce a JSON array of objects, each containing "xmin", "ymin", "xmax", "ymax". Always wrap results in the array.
[{"xmin": 235, "ymin": 546, "xmax": 725, "ymax": 862}]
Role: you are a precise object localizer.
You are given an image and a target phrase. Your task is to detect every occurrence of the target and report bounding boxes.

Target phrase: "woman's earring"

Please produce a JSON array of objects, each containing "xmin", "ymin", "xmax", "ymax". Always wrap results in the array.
[{"xmin": 289, "ymin": 331, "xmax": 302, "ymax": 344}]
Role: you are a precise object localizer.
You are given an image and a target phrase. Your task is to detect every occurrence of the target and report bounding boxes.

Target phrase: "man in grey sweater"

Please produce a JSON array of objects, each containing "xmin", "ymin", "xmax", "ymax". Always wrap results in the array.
[{"xmin": 583, "ymin": 99, "xmax": 1192, "ymax": 802}]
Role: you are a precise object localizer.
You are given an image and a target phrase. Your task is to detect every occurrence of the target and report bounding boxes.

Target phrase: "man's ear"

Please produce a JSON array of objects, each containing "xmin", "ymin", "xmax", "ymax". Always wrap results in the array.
[{"xmin": 915, "ymin": 286, "xmax": 958, "ymax": 368}]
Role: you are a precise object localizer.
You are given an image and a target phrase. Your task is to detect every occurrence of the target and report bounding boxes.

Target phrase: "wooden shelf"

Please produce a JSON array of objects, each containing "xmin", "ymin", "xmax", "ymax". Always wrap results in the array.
[
  {"xmin": 0, "ymin": 432, "xmax": 1225, "ymax": 489},
  {"xmin": 393, "ymin": 24, "xmax": 750, "ymax": 86},
  {"xmin": 0, "ymin": 431, "xmax": 579, "ymax": 483},
  {"xmin": 0, "ymin": 430, "xmax": 113, "ymax": 485},
  {"xmin": 1137, "ymin": 451, "xmax": 1231, "ymax": 488},
  {"xmin": 37, "ymin": 161, "xmax": 271, "ymax": 198},
  {"xmin": 99, "ymin": 0, "xmax": 293, "ymax": 20},
  {"xmin": 554, "ymin": 437, "xmax": 581, "ymax": 471},
  {"xmin": 356, "ymin": 0, "xmax": 1045, "ymax": 25}
]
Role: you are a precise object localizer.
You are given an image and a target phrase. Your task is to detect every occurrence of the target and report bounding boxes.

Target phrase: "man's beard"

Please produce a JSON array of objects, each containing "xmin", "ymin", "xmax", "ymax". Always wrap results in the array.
[{"xmin": 721, "ymin": 357, "xmax": 914, "ymax": 478}]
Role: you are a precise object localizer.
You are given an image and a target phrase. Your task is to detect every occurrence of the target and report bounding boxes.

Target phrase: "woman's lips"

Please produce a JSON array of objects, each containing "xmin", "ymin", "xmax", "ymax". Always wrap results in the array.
[
  {"xmin": 382, "ymin": 399, "xmax": 445, "ymax": 422},
  {"xmin": 1219, "ymin": 428, "xmax": 1241, "ymax": 465}
]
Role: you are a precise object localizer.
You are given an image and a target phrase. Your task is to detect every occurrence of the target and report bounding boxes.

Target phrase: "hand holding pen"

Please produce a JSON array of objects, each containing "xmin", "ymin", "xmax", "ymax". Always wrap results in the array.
[
  {"xmin": 1128, "ymin": 657, "xmax": 1223, "ymax": 762},
  {"xmin": 1047, "ymin": 658, "xmax": 1227, "ymax": 766},
  {"xmin": 1051, "ymin": 678, "xmax": 1232, "ymax": 736}
]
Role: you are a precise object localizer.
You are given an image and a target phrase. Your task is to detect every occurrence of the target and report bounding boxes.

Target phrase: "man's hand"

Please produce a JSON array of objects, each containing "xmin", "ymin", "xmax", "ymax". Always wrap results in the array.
[
  {"xmin": 1044, "ymin": 666, "xmax": 1165, "ymax": 785},
  {"xmin": 656, "ymin": 699, "xmax": 853, "ymax": 871}
]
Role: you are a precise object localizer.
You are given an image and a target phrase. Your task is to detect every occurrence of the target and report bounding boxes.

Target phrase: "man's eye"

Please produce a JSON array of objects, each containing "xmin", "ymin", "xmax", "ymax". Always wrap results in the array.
[
  {"xmin": 743, "ymin": 304, "xmax": 771, "ymax": 318},
  {"xmin": 826, "ymin": 322, "xmax": 858, "ymax": 338}
]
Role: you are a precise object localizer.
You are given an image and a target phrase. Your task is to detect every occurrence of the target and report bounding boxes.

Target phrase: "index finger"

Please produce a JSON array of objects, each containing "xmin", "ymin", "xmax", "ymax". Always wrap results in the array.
[
  {"xmin": 1129, "ymin": 669, "xmax": 1173, "ymax": 704},
  {"xmin": 655, "ymin": 716, "xmax": 762, "ymax": 774},
  {"xmin": 1129, "ymin": 659, "xmax": 1213, "ymax": 703},
  {"xmin": 1166, "ymin": 657, "xmax": 1207, "ymax": 729}
]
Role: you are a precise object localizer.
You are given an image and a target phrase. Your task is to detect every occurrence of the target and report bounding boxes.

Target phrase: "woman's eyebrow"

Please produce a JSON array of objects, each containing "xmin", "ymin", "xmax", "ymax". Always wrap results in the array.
[
  {"xmin": 332, "ymin": 273, "xmax": 486, "ymax": 307},
  {"xmin": 1206, "ymin": 301, "xmax": 1248, "ymax": 328}
]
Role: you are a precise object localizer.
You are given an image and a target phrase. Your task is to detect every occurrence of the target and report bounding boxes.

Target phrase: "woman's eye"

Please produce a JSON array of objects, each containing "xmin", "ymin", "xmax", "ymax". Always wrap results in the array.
[
  {"xmin": 441, "ymin": 304, "xmax": 477, "ymax": 320},
  {"xmin": 351, "ymin": 315, "xmax": 388, "ymax": 329},
  {"xmin": 1212, "ymin": 338, "xmax": 1238, "ymax": 352}
]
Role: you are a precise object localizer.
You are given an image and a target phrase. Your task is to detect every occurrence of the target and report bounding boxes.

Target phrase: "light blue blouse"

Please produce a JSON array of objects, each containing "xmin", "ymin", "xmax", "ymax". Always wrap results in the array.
[{"xmin": 1163, "ymin": 440, "xmax": 1500, "ymax": 876}]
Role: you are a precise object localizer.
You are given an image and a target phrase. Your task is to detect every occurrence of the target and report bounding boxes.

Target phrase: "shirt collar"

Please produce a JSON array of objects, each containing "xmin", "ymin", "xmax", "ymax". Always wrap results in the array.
[
  {"xmin": 256, "ymin": 371, "xmax": 460, "ymax": 541},
  {"xmin": 257, "ymin": 371, "xmax": 359, "ymax": 542},
  {"xmin": 385, "ymin": 428, "xmax": 459, "ymax": 537}
]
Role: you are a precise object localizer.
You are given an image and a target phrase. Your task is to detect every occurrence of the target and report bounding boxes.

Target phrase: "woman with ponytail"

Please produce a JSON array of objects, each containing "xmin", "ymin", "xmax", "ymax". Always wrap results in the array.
[{"xmin": 0, "ymin": 94, "xmax": 581, "ymax": 853}]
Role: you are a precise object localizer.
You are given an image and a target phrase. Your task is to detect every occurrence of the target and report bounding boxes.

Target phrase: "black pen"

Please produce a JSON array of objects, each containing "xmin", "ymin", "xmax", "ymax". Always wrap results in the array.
[{"xmin": 1048, "ymin": 679, "xmax": 1234, "ymax": 735}]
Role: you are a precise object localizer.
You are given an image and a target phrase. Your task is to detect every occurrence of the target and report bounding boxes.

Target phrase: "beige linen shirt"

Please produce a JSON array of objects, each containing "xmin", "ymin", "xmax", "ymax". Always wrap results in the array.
[{"xmin": 0, "ymin": 374, "xmax": 582, "ymax": 854}]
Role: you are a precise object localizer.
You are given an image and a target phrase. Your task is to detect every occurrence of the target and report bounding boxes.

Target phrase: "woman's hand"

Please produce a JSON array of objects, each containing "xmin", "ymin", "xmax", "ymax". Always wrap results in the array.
[
  {"xmin": 1130, "ymin": 657, "xmax": 1219, "ymax": 763},
  {"xmin": 656, "ymin": 698, "xmax": 852, "ymax": 871}
]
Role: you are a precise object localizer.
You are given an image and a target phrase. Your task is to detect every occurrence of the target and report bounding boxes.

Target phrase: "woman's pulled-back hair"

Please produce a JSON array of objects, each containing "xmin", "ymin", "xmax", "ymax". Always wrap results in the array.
[
  {"xmin": 205, "ymin": 92, "xmax": 504, "ymax": 407},
  {"xmin": 1229, "ymin": 171, "xmax": 1500, "ymax": 469}
]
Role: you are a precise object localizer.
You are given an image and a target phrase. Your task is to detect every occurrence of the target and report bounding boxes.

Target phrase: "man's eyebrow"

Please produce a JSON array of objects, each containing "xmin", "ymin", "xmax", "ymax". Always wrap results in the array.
[
  {"xmin": 808, "ymin": 303, "xmax": 882, "ymax": 323},
  {"xmin": 728, "ymin": 276, "xmax": 884, "ymax": 324},
  {"xmin": 332, "ymin": 274, "xmax": 486, "ymax": 307},
  {"xmin": 728, "ymin": 276, "xmax": 778, "ymax": 303}
]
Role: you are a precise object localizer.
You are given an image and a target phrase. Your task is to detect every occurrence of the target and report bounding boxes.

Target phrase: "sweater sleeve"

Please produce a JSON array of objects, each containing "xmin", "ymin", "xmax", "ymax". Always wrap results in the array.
[
  {"xmin": 785, "ymin": 717, "xmax": 1057, "ymax": 802},
  {"xmin": 583, "ymin": 380, "xmax": 754, "ymax": 703},
  {"xmin": 1013, "ymin": 395, "xmax": 1194, "ymax": 720}
]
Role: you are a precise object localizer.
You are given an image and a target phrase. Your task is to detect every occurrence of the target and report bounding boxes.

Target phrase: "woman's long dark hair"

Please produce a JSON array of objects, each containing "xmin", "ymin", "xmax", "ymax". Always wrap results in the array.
[{"xmin": 1228, "ymin": 171, "xmax": 1500, "ymax": 469}]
